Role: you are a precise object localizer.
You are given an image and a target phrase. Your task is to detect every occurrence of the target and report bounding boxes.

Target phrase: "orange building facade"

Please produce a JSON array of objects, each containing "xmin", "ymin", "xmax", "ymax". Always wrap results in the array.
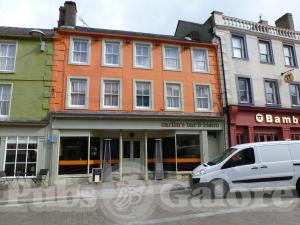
[{"xmin": 49, "ymin": 2, "xmax": 225, "ymax": 182}]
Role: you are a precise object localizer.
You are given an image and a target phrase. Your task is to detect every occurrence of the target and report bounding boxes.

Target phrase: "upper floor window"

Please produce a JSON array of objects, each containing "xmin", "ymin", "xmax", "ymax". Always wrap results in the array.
[
  {"xmin": 194, "ymin": 84, "xmax": 212, "ymax": 111},
  {"xmin": 264, "ymin": 79, "xmax": 280, "ymax": 106},
  {"xmin": 103, "ymin": 40, "xmax": 122, "ymax": 67},
  {"xmin": 70, "ymin": 37, "xmax": 90, "ymax": 64},
  {"xmin": 237, "ymin": 77, "xmax": 253, "ymax": 104},
  {"xmin": 163, "ymin": 46, "xmax": 181, "ymax": 70},
  {"xmin": 134, "ymin": 81, "xmax": 152, "ymax": 110},
  {"xmin": 101, "ymin": 79, "xmax": 121, "ymax": 109},
  {"xmin": 231, "ymin": 34, "xmax": 247, "ymax": 59},
  {"xmin": 259, "ymin": 40, "xmax": 273, "ymax": 64},
  {"xmin": 283, "ymin": 44, "xmax": 297, "ymax": 67},
  {"xmin": 134, "ymin": 42, "xmax": 152, "ymax": 68},
  {"xmin": 0, "ymin": 41, "xmax": 17, "ymax": 72},
  {"xmin": 191, "ymin": 48, "xmax": 209, "ymax": 72},
  {"xmin": 290, "ymin": 83, "xmax": 300, "ymax": 106},
  {"xmin": 66, "ymin": 78, "xmax": 88, "ymax": 109},
  {"xmin": 165, "ymin": 82, "xmax": 182, "ymax": 111},
  {"xmin": 0, "ymin": 84, "xmax": 12, "ymax": 118}
]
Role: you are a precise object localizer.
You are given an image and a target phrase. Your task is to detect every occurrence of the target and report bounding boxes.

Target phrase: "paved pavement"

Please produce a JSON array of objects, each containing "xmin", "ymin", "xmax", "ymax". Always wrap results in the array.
[{"xmin": 0, "ymin": 181, "xmax": 299, "ymax": 225}]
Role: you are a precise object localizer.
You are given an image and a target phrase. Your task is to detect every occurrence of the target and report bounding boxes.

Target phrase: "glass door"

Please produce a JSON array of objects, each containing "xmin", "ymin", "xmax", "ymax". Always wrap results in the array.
[{"xmin": 122, "ymin": 140, "xmax": 142, "ymax": 175}]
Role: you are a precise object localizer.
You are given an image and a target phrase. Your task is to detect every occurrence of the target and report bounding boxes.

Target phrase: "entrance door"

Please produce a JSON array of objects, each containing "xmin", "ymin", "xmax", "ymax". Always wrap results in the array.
[{"xmin": 123, "ymin": 140, "xmax": 142, "ymax": 175}]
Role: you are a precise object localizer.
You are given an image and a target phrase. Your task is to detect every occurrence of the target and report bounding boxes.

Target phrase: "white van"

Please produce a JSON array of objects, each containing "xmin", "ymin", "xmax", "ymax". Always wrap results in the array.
[{"xmin": 191, "ymin": 141, "xmax": 300, "ymax": 198}]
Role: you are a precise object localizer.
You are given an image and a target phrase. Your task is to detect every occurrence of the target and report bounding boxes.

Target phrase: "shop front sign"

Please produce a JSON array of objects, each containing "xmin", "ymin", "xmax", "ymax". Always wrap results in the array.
[
  {"xmin": 161, "ymin": 121, "xmax": 221, "ymax": 128},
  {"xmin": 255, "ymin": 113, "xmax": 299, "ymax": 125}
]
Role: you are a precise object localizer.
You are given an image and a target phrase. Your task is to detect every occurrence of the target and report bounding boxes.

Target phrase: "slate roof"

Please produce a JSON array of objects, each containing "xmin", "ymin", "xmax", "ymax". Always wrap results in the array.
[
  {"xmin": 58, "ymin": 26, "xmax": 211, "ymax": 43},
  {"xmin": 0, "ymin": 26, "xmax": 54, "ymax": 38},
  {"xmin": 174, "ymin": 20, "xmax": 214, "ymax": 42}
]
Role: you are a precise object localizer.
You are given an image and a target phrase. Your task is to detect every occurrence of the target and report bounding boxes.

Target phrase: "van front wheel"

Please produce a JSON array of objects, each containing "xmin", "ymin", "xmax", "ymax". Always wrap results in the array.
[{"xmin": 210, "ymin": 179, "xmax": 229, "ymax": 199}]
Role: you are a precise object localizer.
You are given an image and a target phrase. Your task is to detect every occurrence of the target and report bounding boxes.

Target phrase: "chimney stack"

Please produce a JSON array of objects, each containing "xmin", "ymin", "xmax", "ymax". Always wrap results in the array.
[
  {"xmin": 58, "ymin": 1, "xmax": 77, "ymax": 27},
  {"xmin": 275, "ymin": 13, "xmax": 294, "ymax": 30},
  {"xmin": 259, "ymin": 19, "xmax": 268, "ymax": 26}
]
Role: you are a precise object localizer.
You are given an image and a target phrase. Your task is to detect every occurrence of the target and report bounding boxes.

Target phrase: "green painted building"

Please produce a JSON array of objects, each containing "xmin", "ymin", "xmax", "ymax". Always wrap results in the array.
[{"xmin": 0, "ymin": 27, "xmax": 54, "ymax": 182}]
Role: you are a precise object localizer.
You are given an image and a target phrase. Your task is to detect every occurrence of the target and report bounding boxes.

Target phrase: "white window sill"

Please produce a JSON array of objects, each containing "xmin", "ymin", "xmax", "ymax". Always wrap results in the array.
[
  {"xmin": 165, "ymin": 108, "xmax": 183, "ymax": 112},
  {"xmin": 65, "ymin": 105, "xmax": 88, "ymax": 110},
  {"xmin": 134, "ymin": 107, "xmax": 153, "ymax": 111},
  {"xmin": 69, "ymin": 61, "xmax": 90, "ymax": 66},
  {"xmin": 102, "ymin": 63, "xmax": 122, "ymax": 68},
  {"xmin": 133, "ymin": 65, "xmax": 152, "ymax": 70},
  {"xmin": 163, "ymin": 68, "xmax": 182, "ymax": 72},
  {"xmin": 101, "ymin": 106, "xmax": 121, "ymax": 110},
  {"xmin": 192, "ymin": 70, "xmax": 210, "ymax": 74},
  {"xmin": 195, "ymin": 108, "xmax": 213, "ymax": 112},
  {"xmin": 0, "ymin": 70, "xmax": 15, "ymax": 73}
]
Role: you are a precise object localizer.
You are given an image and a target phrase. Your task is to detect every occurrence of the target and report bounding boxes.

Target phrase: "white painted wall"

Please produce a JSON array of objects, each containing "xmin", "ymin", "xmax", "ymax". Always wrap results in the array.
[{"xmin": 215, "ymin": 25, "xmax": 300, "ymax": 108}]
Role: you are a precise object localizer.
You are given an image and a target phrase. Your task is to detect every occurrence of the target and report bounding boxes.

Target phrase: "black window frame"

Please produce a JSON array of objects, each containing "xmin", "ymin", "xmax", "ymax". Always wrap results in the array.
[
  {"xmin": 283, "ymin": 44, "xmax": 298, "ymax": 68},
  {"xmin": 236, "ymin": 75, "xmax": 254, "ymax": 105},
  {"xmin": 290, "ymin": 82, "xmax": 300, "ymax": 107},
  {"xmin": 231, "ymin": 33, "xmax": 248, "ymax": 60},
  {"xmin": 264, "ymin": 78, "xmax": 281, "ymax": 107},
  {"xmin": 258, "ymin": 39, "xmax": 274, "ymax": 64}
]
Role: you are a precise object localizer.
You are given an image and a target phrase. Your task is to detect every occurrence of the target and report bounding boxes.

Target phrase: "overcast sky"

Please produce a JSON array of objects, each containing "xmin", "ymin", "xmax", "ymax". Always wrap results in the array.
[{"xmin": 0, "ymin": 0, "xmax": 300, "ymax": 35}]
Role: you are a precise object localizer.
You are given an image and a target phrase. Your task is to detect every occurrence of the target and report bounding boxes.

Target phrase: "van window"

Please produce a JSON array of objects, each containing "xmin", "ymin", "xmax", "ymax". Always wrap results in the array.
[
  {"xmin": 222, "ymin": 148, "xmax": 255, "ymax": 169},
  {"xmin": 259, "ymin": 144, "xmax": 291, "ymax": 163},
  {"xmin": 289, "ymin": 144, "xmax": 300, "ymax": 160},
  {"xmin": 207, "ymin": 148, "xmax": 237, "ymax": 166}
]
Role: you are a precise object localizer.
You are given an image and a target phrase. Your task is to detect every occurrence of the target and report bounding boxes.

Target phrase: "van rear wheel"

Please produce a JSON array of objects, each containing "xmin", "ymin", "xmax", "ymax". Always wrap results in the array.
[
  {"xmin": 210, "ymin": 179, "xmax": 229, "ymax": 199},
  {"xmin": 296, "ymin": 179, "xmax": 300, "ymax": 197}
]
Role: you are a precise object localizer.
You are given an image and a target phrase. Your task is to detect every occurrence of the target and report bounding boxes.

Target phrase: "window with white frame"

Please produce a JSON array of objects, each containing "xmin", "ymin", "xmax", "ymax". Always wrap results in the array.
[
  {"xmin": 283, "ymin": 45, "xmax": 297, "ymax": 67},
  {"xmin": 264, "ymin": 80, "xmax": 280, "ymax": 105},
  {"xmin": 103, "ymin": 40, "xmax": 122, "ymax": 66},
  {"xmin": 134, "ymin": 43, "xmax": 151, "ymax": 68},
  {"xmin": 163, "ymin": 46, "xmax": 180, "ymax": 70},
  {"xmin": 290, "ymin": 83, "xmax": 300, "ymax": 106},
  {"xmin": 259, "ymin": 40, "xmax": 273, "ymax": 64},
  {"xmin": 194, "ymin": 84, "xmax": 211, "ymax": 111},
  {"xmin": 70, "ymin": 37, "xmax": 90, "ymax": 64},
  {"xmin": 0, "ymin": 84, "xmax": 12, "ymax": 117},
  {"xmin": 135, "ymin": 81, "xmax": 152, "ymax": 109},
  {"xmin": 102, "ymin": 79, "xmax": 121, "ymax": 108},
  {"xmin": 191, "ymin": 48, "xmax": 209, "ymax": 72},
  {"xmin": 0, "ymin": 41, "xmax": 17, "ymax": 72},
  {"xmin": 67, "ymin": 78, "xmax": 88, "ymax": 108},
  {"xmin": 165, "ymin": 83, "xmax": 182, "ymax": 110},
  {"xmin": 4, "ymin": 136, "xmax": 38, "ymax": 177},
  {"xmin": 232, "ymin": 35, "xmax": 247, "ymax": 59}
]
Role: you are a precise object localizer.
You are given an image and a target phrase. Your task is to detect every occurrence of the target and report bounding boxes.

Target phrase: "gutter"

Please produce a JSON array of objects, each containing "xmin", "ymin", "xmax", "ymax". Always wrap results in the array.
[{"xmin": 0, "ymin": 120, "xmax": 48, "ymax": 126}]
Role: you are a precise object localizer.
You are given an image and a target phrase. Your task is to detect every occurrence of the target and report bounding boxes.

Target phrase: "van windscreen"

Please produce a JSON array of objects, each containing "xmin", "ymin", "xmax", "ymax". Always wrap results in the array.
[{"xmin": 207, "ymin": 148, "xmax": 237, "ymax": 166}]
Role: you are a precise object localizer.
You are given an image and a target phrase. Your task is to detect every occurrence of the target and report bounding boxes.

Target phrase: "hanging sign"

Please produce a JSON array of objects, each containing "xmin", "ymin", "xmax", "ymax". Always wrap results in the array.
[{"xmin": 283, "ymin": 70, "xmax": 294, "ymax": 83}]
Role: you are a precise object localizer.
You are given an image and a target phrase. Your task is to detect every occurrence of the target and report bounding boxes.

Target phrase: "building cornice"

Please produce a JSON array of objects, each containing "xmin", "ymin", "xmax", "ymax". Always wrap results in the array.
[{"xmin": 216, "ymin": 15, "xmax": 300, "ymax": 43}]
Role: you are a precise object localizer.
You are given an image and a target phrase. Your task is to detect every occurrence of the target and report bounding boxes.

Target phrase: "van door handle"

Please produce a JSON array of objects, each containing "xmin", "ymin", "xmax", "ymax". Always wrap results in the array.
[
  {"xmin": 251, "ymin": 166, "xmax": 259, "ymax": 170},
  {"xmin": 261, "ymin": 165, "xmax": 268, "ymax": 169}
]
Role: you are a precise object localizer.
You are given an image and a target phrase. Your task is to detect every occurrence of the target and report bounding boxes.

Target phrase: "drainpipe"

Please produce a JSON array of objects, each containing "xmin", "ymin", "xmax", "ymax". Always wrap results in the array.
[{"xmin": 212, "ymin": 28, "xmax": 231, "ymax": 147}]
